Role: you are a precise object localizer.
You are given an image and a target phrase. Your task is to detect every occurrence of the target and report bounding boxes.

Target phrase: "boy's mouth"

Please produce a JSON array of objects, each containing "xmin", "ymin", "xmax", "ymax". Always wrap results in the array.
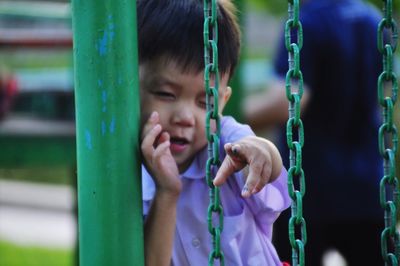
[{"xmin": 170, "ymin": 137, "xmax": 189, "ymax": 153}]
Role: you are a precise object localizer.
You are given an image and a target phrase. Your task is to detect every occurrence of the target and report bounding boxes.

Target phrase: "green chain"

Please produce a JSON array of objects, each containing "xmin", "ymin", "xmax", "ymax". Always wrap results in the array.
[
  {"xmin": 204, "ymin": 0, "xmax": 224, "ymax": 265},
  {"xmin": 377, "ymin": 0, "xmax": 400, "ymax": 265},
  {"xmin": 284, "ymin": 0, "xmax": 307, "ymax": 265}
]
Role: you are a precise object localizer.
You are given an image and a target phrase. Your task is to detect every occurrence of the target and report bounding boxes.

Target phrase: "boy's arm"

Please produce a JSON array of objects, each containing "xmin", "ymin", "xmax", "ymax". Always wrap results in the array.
[
  {"xmin": 243, "ymin": 79, "xmax": 310, "ymax": 131},
  {"xmin": 141, "ymin": 111, "xmax": 181, "ymax": 266},
  {"xmin": 144, "ymin": 191, "xmax": 178, "ymax": 266},
  {"xmin": 213, "ymin": 136, "xmax": 282, "ymax": 197}
]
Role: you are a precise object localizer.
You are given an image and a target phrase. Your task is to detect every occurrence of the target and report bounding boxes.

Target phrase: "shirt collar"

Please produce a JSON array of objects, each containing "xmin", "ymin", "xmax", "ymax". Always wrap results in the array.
[{"xmin": 180, "ymin": 146, "xmax": 208, "ymax": 179}]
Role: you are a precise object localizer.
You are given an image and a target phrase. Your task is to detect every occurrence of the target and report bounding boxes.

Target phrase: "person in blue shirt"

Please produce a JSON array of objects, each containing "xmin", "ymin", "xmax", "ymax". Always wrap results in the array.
[{"xmin": 245, "ymin": 0, "xmax": 385, "ymax": 265}]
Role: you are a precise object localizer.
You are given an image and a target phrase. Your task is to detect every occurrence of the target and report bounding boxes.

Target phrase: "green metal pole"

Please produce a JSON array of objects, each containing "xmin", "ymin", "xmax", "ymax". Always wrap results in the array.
[{"xmin": 71, "ymin": 1, "xmax": 144, "ymax": 265}]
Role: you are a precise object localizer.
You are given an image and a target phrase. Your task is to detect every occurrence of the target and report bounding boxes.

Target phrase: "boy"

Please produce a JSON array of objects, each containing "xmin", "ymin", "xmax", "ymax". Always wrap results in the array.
[{"xmin": 138, "ymin": 0, "xmax": 290, "ymax": 265}]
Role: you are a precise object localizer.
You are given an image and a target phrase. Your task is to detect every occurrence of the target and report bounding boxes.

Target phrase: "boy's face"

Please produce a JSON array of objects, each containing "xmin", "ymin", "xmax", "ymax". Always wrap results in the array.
[{"xmin": 140, "ymin": 59, "xmax": 231, "ymax": 173}]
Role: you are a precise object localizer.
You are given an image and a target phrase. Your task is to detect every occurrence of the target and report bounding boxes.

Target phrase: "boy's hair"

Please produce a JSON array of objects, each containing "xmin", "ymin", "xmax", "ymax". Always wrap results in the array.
[{"xmin": 137, "ymin": 0, "xmax": 241, "ymax": 79}]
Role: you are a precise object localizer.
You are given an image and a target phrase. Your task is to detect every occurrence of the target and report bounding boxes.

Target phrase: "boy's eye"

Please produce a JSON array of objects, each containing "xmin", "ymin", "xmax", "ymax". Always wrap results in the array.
[
  {"xmin": 198, "ymin": 99, "xmax": 214, "ymax": 109},
  {"xmin": 153, "ymin": 91, "xmax": 175, "ymax": 99},
  {"xmin": 199, "ymin": 100, "xmax": 207, "ymax": 108}
]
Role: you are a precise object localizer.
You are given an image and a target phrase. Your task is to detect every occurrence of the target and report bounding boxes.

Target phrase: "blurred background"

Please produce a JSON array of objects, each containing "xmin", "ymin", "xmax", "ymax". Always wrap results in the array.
[
  {"xmin": 0, "ymin": 0, "xmax": 76, "ymax": 265},
  {"xmin": 0, "ymin": 0, "xmax": 398, "ymax": 265}
]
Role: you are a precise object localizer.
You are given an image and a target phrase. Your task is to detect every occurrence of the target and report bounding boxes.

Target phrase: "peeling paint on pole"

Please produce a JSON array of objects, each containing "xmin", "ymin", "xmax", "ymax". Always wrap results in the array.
[{"xmin": 72, "ymin": 0, "xmax": 144, "ymax": 265}]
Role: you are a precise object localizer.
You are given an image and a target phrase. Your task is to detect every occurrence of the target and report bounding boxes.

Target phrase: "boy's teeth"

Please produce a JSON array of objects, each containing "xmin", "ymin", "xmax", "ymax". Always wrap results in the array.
[{"xmin": 172, "ymin": 138, "xmax": 187, "ymax": 144}]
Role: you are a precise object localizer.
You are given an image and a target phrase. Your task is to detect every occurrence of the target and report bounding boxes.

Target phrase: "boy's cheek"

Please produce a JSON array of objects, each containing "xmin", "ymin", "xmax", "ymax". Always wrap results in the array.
[{"xmin": 139, "ymin": 111, "xmax": 152, "ymax": 131}]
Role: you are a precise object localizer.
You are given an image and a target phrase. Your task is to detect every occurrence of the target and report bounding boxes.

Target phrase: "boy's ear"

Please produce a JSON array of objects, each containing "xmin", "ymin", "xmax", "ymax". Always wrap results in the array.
[{"xmin": 220, "ymin": 86, "xmax": 232, "ymax": 111}]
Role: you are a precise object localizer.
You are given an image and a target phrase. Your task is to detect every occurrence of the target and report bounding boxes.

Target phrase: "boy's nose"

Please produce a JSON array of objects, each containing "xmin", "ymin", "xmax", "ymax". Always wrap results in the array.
[{"xmin": 172, "ymin": 106, "xmax": 195, "ymax": 127}]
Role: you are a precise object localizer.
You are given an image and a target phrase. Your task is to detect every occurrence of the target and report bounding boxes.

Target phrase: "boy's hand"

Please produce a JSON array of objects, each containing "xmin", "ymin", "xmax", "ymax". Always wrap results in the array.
[
  {"xmin": 213, "ymin": 136, "xmax": 282, "ymax": 198},
  {"xmin": 141, "ymin": 111, "xmax": 182, "ymax": 197}
]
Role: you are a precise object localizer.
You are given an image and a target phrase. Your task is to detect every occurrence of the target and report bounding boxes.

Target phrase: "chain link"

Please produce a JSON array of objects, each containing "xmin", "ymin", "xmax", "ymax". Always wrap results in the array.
[
  {"xmin": 285, "ymin": 0, "xmax": 307, "ymax": 265},
  {"xmin": 377, "ymin": 1, "xmax": 400, "ymax": 265},
  {"xmin": 204, "ymin": 0, "xmax": 224, "ymax": 265}
]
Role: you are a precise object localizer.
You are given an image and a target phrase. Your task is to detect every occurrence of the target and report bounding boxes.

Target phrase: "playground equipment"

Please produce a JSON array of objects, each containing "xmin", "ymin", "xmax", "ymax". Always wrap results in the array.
[
  {"xmin": 72, "ymin": 0, "xmax": 144, "ymax": 265},
  {"xmin": 71, "ymin": 0, "xmax": 399, "ymax": 265},
  {"xmin": 376, "ymin": 0, "xmax": 400, "ymax": 264},
  {"xmin": 283, "ymin": 1, "xmax": 306, "ymax": 265}
]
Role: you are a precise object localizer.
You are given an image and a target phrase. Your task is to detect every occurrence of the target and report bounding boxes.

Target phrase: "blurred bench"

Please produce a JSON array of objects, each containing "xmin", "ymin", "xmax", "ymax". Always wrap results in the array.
[
  {"xmin": 0, "ymin": 114, "xmax": 75, "ymax": 168},
  {"xmin": 0, "ymin": 3, "xmax": 75, "ymax": 168}
]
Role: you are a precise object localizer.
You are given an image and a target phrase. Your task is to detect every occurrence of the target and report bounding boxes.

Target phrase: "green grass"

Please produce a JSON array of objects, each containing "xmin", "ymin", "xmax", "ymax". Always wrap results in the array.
[
  {"xmin": 0, "ymin": 168, "xmax": 74, "ymax": 185},
  {"xmin": 0, "ymin": 50, "xmax": 72, "ymax": 71},
  {"xmin": 0, "ymin": 240, "xmax": 75, "ymax": 266}
]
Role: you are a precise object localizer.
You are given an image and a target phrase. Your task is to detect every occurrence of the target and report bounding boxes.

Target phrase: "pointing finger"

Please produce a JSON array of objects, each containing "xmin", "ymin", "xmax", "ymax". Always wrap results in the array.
[
  {"xmin": 213, "ymin": 155, "xmax": 236, "ymax": 186},
  {"xmin": 214, "ymin": 143, "xmax": 246, "ymax": 186}
]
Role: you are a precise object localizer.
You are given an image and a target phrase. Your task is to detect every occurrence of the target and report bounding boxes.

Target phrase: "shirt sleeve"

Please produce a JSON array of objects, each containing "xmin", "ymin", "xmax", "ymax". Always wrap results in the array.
[
  {"xmin": 219, "ymin": 116, "xmax": 255, "ymax": 141},
  {"xmin": 142, "ymin": 165, "xmax": 156, "ymax": 217},
  {"xmin": 239, "ymin": 168, "xmax": 290, "ymax": 237},
  {"xmin": 220, "ymin": 116, "xmax": 291, "ymax": 237}
]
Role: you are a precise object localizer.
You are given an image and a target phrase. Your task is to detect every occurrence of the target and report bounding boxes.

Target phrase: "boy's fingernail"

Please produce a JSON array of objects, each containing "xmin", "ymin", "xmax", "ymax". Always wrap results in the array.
[
  {"xmin": 154, "ymin": 124, "xmax": 161, "ymax": 131},
  {"xmin": 241, "ymin": 186, "xmax": 250, "ymax": 197},
  {"xmin": 150, "ymin": 111, "xmax": 157, "ymax": 121}
]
